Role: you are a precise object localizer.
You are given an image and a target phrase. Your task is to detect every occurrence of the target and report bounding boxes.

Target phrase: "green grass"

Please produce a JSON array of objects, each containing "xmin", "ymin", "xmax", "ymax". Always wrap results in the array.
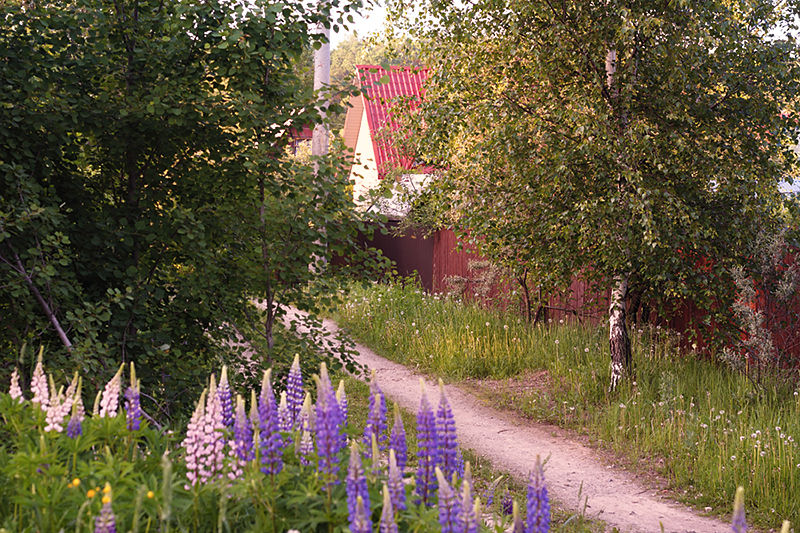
[
  {"xmin": 336, "ymin": 281, "xmax": 800, "ymax": 530},
  {"xmin": 336, "ymin": 373, "xmax": 604, "ymax": 532}
]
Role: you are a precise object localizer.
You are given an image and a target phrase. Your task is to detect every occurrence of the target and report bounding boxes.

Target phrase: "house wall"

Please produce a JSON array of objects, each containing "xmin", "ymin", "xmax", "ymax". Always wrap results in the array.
[{"xmin": 350, "ymin": 101, "xmax": 381, "ymax": 209}]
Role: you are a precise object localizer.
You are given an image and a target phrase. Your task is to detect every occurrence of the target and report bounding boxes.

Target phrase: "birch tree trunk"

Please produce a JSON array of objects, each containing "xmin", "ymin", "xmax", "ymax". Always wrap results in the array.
[{"xmin": 609, "ymin": 275, "xmax": 631, "ymax": 391}]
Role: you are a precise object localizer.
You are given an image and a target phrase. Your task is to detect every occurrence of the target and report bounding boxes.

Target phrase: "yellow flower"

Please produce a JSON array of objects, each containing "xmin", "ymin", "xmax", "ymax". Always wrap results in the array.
[
  {"xmin": 102, "ymin": 495, "xmax": 111, "ymax": 504},
  {"xmin": 102, "ymin": 483, "xmax": 111, "ymax": 494},
  {"xmin": 147, "ymin": 491, "xmax": 155, "ymax": 499},
  {"xmin": 72, "ymin": 478, "xmax": 81, "ymax": 487},
  {"xmin": 87, "ymin": 489, "xmax": 97, "ymax": 498}
]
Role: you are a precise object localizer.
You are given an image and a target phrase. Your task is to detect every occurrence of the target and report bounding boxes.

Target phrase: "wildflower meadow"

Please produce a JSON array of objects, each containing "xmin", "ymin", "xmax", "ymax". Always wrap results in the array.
[{"xmin": 0, "ymin": 350, "xmax": 574, "ymax": 533}]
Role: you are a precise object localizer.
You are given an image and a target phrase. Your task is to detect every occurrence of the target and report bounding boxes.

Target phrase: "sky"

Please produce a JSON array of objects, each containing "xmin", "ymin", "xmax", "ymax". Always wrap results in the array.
[{"xmin": 330, "ymin": 3, "xmax": 388, "ymax": 50}]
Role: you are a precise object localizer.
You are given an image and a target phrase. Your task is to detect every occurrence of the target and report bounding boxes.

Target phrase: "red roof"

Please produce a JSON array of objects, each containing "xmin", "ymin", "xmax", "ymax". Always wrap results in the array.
[{"xmin": 356, "ymin": 65, "xmax": 429, "ymax": 177}]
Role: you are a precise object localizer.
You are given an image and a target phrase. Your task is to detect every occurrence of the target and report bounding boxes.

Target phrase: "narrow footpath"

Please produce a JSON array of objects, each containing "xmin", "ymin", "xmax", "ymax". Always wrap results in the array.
[{"xmin": 286, "ymin": 309, "xmax": 728, "ymax": 533}]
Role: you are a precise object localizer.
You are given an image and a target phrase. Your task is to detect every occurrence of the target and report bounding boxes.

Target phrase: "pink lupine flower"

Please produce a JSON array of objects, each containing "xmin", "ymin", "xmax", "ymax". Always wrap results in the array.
[
  {"xmin": 201, "ymin": 375, "xmax": 227, "ymax": 480},
  {"xmin": 99, "ymin": 365, "xmax": 124, "ymax": 418},
  {"xmin": 9, "ymin": 367, "xmax": 23, "ymax": 403},
  {"xmin": 183, "ymin": 390, "xmax": 207, "ymax": 488},
  {"xmin": 44, "ymin": 374, "xmax": 77, "ymax": 433},
  {"xmin": 30, "ymin": 349, "xmax": 49, "ymax": 411}
]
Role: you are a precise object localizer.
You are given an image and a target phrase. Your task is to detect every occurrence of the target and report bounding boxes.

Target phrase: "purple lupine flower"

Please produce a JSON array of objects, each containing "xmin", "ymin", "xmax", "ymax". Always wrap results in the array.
[
  {"xmin": 232, "ymin": 394, "xmax": 254, "ymax": 462},
  {"xmin": 258, "ymin": 369, "xmax": 284, "ymax": 476},
  {"xmin": 347, "ymin": 442, "xmax": 371, "ymax": 533},
  {"xmin": 337, "ymin": 379, "xmax": 348, "ymax": 426},
  {"xmin": 124, "ymin": 363, "xmax": 141, "ymax": 432},
  {"xmin": 286, "ymin": 354, "xmax": 304, "ymax": 428},
  {"xmin": 315, "ymin": 363, "xmax": 345, "ymax": 483},
  {"xmin": 731, "ymin": 487, "xmax": 746, "ymax": 533},
  {"xmin": 99, "ymin": 365, "xmax": 123, "ymax": 418},
  {"xmin": 30, "ymin": 350, "xmax": 49, "ymax": 411},
  {"xmin": 457, "ymin": 477, "xmax": 478, "ymax": 533},
  {"xmin": 278, "ymin": 391, "xmax": 292, "ymax": 432},
  {"xmin": 526, "ymin": 456, "xmax": 550, "ymax": 533},
  {"xmin": 297, "ymin": 392, "xmax": 314, "ymax": 465},
  {"xmin": 436, "ymin": 379, "xmax": 459, "ymax": 480},
  {"xmin": 390, "ymin": 403, "xmax": 407, "ymax": 473},
  {"xmin": 351, "ymin": 495, "xmax": 371, "ymax": 533},
  {"xmin": 415, "ymin": 379, "xmax": 439, "ymax": 505},
  {"xmin": 364, "ymin": 372, "xmax": 388, "ymax": 457},
  {"xmin": 380, "ymin": 484, "xmax": 399, "ymax": 533},
  {"xmin": 94, "ymin": 496, "xmax": 116, "ymax": 533},
  {"xmin": 218, "ymin": 366, "xmax": 234, "ymax": 430},
  {"xmin": 435, "ymin": 467, "xmax": 461, "ymax": 533},
  {"xmin": 9, "ymin": 367, "xmax": 23, "ymax": 403},
  {"xmin": 388, "ymin": 449, "xmax": 406, "ymax": 511}
]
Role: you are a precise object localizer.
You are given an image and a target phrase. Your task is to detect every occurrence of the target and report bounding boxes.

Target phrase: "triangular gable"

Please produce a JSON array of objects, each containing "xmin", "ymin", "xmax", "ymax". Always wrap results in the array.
[{"xmin": 356, "ymin": 65, "xmax": 428, "ymax": 178}]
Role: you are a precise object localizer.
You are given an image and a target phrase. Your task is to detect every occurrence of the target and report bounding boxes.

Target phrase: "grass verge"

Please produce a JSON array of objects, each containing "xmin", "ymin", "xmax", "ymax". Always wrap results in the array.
[{"xmin": 336, "ymin": 281, "xmax": 800, "ymax": 530}]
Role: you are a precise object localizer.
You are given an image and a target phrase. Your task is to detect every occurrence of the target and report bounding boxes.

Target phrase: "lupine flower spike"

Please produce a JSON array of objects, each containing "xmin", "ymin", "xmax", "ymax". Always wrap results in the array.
[
  {"xmin": 232, "ymin": 395, "xmax": 254, "ymax": 462},
  {"xmin": 30, "ymin": 347, "xmax": 49, "ymax": 411},
  {"xmin": 435, "ymin": 467, "xmax": 461, "ymax": 533},
  {"xmin": 315, "ymin": 363, "xmax": 345, "ymax": 483},
  {"xmin": 204, "ymin": 375, "xmax": 227, "ymax": 479},
  {"xmin": 286, "ymin": 354, "xmax": 304, "ymax": 428},
  {"xmin": 278, "ymin": 391, "xmax": 291, "ymax": 431},
  {"xmin": 124, "ymin": 362, "xmax": 142, "ymax": 431},
  {"xmin": 218, "ymin": 366, "xmax": 234, "ymax": 429},
  {"xmin": 731, "ymin": 486, "xmax": 747, "ymax": 533},
  {"xmin": 99, "ymin": 364, "xmax": 124, "ymax": 418},
  {"xmin": 458, "ymin": 477, "xmax": 479, "ymax": 533},
  {"xmin": 182, "ymin": 390, "xmax": 207, "ymax": 488},
  {"xmin": 416, "ymin": 379, "xmax": 439, "ymax": 505},
  {"xmin": 462, "ymin": 461, "xmax": 474, "ymax": 498},
  {"xmin": 390, "ymin": 403, "xmax": 407, "ymax": 473},
  {"xmin": 387, "ymin": 449, "xmax": 406, "ymax": 511},
  {"xmin": 229, "ymin": 394, "xmax": 254, "ymax": 480},
  {"xmin": 9, "ymin": 367, "xmax": 23, "ymax": 403},
  {"xmin": 258, "ymin": 369, "xmax": 284, "ymax": 475},
  {"xmin": 66, "ymin": 377, "xmax": 85, "ymax": 438},
  {"xmin": 94, "ymin": 483, "xmax": 116, "ymax": 533},
  {"xmin": 337, "ymin": 379, "xmax": 348, "ymax": 425},
  {"xmin": 526, "ymin": 455, "xmax": 550, "ymax": 533},
  {"xmin": 380, "ymin": 484, "xmax": 399, "ymax": 533},
  {"xmin": 347, "ymin": 442, "xmax": 371, "ymax": 533},
  {"xmin": 364, "ymin": 370, "xmax": 387, "ymax": 456},
  {"xmin": 45, "ymin": 372, "xmax": 78, "ymax": 433},
  {"xmin": 512, "ymin": 500, "xmax": 524, "ymax": 533},
  {"xmin": 437, "ymin": 379, "xmax": 460, "ymax": 479},
  {"xmin": 351, "ymin": 495, "xmax": 371, "ymax": 533},
  {"xmin": 297, "ymin": 392, "xmax": 314, "ymax": 465}
]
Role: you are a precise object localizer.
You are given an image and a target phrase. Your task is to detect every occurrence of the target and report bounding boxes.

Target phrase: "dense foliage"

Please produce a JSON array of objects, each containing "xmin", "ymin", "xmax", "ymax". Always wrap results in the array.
[
  {"xmin": 385, "ymin": 0, "xmax": 800, "ymax": 387},
  {"xmin": 0, "ymin": 0, "xmax": 385, "ymax": 412}
]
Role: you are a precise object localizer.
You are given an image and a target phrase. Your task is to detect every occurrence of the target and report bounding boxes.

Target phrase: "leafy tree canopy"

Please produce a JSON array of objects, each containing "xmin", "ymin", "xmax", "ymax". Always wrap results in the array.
[
  {"xmin": 0, "ymin": 0, "xmax": 383, "ymax": 413},
  {"xmin": 385, "ymin": 0, "xmax": 800, "ymax": 387}
]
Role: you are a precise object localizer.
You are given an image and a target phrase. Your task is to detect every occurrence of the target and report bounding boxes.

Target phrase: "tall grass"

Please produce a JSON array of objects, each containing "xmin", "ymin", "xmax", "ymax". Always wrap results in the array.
[{"xmin": 337, "ymin": 282, "xmax": 800, "ymax": 529}]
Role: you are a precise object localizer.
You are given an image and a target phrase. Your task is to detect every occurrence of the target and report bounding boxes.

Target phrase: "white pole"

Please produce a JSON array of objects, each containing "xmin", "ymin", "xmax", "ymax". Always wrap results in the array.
[{"xmin": 312, "ymin": 24, "xmax": 331, "ymax": 158}]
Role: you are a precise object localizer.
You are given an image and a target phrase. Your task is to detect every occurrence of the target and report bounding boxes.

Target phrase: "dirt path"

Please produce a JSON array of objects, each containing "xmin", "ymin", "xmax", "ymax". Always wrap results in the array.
[{"xmin": 286, "ymin": 309, "xmax": 728, "ymax": 533}]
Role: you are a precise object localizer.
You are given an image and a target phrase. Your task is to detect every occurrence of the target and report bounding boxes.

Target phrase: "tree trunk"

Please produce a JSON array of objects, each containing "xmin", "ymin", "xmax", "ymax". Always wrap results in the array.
[{"xmin": 609, "ymin": 274, "xmax": 631, "ymax": 391}]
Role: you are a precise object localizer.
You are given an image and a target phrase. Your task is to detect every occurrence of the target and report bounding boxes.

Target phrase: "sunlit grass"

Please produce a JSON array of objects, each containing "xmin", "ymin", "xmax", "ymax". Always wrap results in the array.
[{"xmin": 336, "ymin": 281, "xmax": 800, "ymax": 529}]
